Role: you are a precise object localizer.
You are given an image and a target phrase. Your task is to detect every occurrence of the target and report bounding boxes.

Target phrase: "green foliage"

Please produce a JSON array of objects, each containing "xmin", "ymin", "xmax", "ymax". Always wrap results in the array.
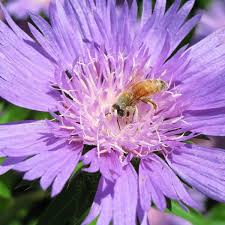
[
  {"xmin": 0, "ymin": 190, "xmax": 46, "ymax": 225},
  {"xmin": 0, "ymin": 181, "xmax": 11, "ymax": 199},
  {"xmin": 196, "ymin": 0, "xmax": 212, "ymax": 8},
  {"xmin": 88, "ymin": 218, "xmax": 98, "ymax": 225},
  {"xmin": 206, "ymin": 204, "xmax": 225, "ymax": 225},
  {"xmin": 37, "ymin": 172, "xmax": 99, "ymax": 225},
  {"xmin": 0, "ymin": 103, "xmax": 30, "ymax": 123},
  {"xmin": 169, "ymin": 201, "xmax": 225, "ymax": 225},
  {"xmin": 168, "ymin": 201, "xmax": 207, "ymax": 225},
  {"xmin": 0, "ymin": 103, "xmax": 51, "ymax": 124}
]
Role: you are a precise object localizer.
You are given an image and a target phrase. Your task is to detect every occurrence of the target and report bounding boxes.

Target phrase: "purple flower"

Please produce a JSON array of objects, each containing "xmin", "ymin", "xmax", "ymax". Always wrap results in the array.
[
  {"xmin": 0, "ymin": 0, "xmax": 225, "ymax": 224},
  {"xmin": 195, "ymin": 0, "xmax": 225, "ymax": 40},
  {"xmin": 6, "ymin": 0, "xmax": 50, "ymax": 18}
]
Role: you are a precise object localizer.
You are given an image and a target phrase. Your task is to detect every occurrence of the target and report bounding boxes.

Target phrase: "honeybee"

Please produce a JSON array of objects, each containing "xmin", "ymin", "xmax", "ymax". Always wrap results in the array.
[{"xmin": 112, "ymin": 79, "xmax": 168, "ymax": 118}]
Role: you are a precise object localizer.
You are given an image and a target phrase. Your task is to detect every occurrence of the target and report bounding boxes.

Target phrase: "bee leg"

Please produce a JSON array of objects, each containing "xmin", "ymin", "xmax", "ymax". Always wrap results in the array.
[
  {"xmin": 125, "ymin": 106, "xmax": 136, "ymax": 124},
  {"xmin": 117, "ymin": 117, "xmax": 121, "ymax": 130},
  {"xmin": 126, "ymin": 110, "xmax": 130, "ymax": 117},
  {"xmin": 133, "ymin": 106, "xmax": 137, "ymax": 121},
  {"xmin": 140, "ymin": 97, "xmax": 157, "ymax": 110},
  {"xmin": 130, "ymin": 106, "xmax": 137, "ymax": 122},
  {"xmin": 125, "ymin": 109, "xmax": 130, "ymax": 125}
]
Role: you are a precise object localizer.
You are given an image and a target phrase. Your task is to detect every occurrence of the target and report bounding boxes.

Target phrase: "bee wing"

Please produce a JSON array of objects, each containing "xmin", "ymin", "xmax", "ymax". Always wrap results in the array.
[
  {"xmin": 125, "ymin": 75, "xmax": 142, "ymax": 90},
  {"xmin": 130, "ymin": 80, "xmax": 158, "ymax": 101}
]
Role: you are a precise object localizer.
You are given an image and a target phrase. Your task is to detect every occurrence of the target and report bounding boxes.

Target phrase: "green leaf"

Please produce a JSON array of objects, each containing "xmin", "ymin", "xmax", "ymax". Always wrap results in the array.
[
  {"xmin": 168, "ymin": 201, "xmax": 207, "ymax": 225},
  {"xmin": 0, "ymin": 191, "xmax": 46, "ymax": 225},
  {"xmin": 37, "ymin": 172, "xmax": 99, "ymax": 225},
  {"xmin": 74, "ymin": 162, "xmax": 83, "ymax": 174},
  {"xmin": 0, "ymin": 157, "xmax": 4, "ymax": 164},
  {"xmin": 33, "ymin": 112, "xmax": 52, "ymax": 120},
  {"xmin": 88, "ymin": 218, "xmax": 97, "ymax": 225},
  {"xmin": 0, "ymin": 103, "xmax": 52, "ymax": 124},
  {"xmin": 207, "ymin": 204, "xmax": 225, "ymax": 221},
  {"xmin": 0, "ymin": 181, "xmax": 11, "ymax": 199},
  {"xmin": 0, "ymin": 104, "xmax": 31, "ymax": 123},
  {"xmin": 207, "ymin": 222, "xmax": 225, "ymax": 225},
  {"xmin": 9, "ymin": 221, "xmax": 22, "ymax": 225}
]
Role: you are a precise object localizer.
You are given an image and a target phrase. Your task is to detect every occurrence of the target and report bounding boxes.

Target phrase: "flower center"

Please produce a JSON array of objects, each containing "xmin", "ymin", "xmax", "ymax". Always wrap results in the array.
[{"xmin": 53, "ymin": 53, "xmax": 186, "ymax": 158}]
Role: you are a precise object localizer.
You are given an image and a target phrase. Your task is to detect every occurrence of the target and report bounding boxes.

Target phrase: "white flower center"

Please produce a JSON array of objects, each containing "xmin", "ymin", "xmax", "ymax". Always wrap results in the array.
[{"xmin": 54, "ymin": 53, "xmax": 185, "ymax": 158}]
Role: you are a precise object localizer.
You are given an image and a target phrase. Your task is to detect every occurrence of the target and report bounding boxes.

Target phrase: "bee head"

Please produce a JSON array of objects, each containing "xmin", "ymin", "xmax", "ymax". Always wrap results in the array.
[
  {"xmin": 159, "ymin": 80, "xmax": 168, "ymax": 90},
  {"xmin": 112, "ymin": 104, "xmax": 125, "ymax": 117}
]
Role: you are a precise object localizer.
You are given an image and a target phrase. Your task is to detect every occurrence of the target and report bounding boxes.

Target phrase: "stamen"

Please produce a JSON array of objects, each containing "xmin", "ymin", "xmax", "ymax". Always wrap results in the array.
[
  {"xmin": 97, "ymin": 129, "xmax": 100, "ymax": 158},
  {"xmin": 59, "ymin": 126, "xmax": 75, "ymax": 130}
]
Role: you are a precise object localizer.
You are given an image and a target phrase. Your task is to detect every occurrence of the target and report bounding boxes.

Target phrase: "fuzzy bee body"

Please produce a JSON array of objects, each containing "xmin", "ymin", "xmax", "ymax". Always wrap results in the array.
[{"xmin": 112, "ymin": 79, "xmax": 167, "ymax": 117}]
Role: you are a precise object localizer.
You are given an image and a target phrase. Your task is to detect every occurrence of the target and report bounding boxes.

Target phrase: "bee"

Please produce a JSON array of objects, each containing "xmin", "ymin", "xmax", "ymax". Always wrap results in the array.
[{"xmin": 112, "ymin": 79, "xmax": 168, "ymax": 118}]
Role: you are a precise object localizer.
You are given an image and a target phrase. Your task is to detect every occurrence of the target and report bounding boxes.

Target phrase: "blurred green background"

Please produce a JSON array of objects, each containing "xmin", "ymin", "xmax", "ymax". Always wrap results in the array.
[{"xmin": 1, "ymin": 0, "xmax": 225, "ymax": 225}]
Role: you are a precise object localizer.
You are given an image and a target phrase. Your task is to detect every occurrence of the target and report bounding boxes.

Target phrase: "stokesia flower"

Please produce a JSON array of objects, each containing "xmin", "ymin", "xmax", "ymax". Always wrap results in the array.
[
  {"xmin": 1, "ymin": 0, "xmax": 225, "ymax": 224},
  {"xmin": 6, "ymin": 0, "xmax": 50, "ymax": 18}
]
